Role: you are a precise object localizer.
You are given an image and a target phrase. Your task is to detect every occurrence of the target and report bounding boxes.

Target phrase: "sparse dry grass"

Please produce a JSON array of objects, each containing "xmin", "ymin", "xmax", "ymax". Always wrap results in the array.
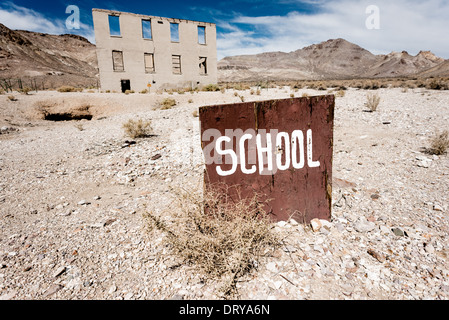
[
  {"xmin": 160, "ymin": 98, "xmax": 177, "ymax": 110},
  {"xmin": 144, "ymin": 187, "xmax": 279, "ymax": 297},
  {"xmin": 428, "ymin": 130, "xmax": 449, "ymax": 155},
  {"xmin": 365, "ymin": 92, "xmax": 381, "ymax": 112},
  {"xmin": 122, "ymin": 118, "xmax": 153, "ymax": 138}
]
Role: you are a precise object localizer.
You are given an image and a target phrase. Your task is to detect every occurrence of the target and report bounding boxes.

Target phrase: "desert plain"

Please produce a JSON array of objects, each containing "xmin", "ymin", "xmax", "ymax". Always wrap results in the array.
[{"xmin": 0, "ymin": 85, "xmax": 448, "ymax": 300}]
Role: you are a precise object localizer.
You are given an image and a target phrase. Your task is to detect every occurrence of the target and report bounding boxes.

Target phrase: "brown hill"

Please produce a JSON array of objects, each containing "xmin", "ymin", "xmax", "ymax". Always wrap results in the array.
[
  {"xmin": 218, "ymin": 38, "xmax": 448, "ymax": 82},
  {"xmin": 415, "ymin": 60, "xmax": 449, "ymax": 78},
  {"xmin": 0, "ymin": 23, "xmax": 98, "ymax": 89}
]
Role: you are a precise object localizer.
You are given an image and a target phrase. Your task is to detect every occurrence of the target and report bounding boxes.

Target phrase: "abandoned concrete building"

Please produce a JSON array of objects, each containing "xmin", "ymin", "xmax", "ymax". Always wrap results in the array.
[{"xmin": 92, "ymin": 9, "xmax": 217, "ymax": 93}]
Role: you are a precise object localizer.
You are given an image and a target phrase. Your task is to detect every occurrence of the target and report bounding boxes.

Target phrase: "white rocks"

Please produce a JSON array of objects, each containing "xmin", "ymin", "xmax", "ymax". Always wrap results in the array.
[
  {"xmin": 354, "ymin": 217, "xmax": 376, "ymax": 233},
  {"xmin": 108, "ymin": 285, "xmax": 117, "ymax": 294},
  {"xmin": 310, "ymin": 218, "xmax": 332, "ymax": 233},
  {"xmin": 310, "ymin": 219, "xmax": 322, "ymax": 232},
  {"xmin": 1, "ymin": 88, "xmax": 448, "ymax": 301}
]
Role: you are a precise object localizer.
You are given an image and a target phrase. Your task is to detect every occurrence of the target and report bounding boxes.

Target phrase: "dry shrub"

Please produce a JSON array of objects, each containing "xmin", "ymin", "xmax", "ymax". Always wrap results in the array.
[
  {"xmin": 19, "ymin": 87, "xmax": 32, "ymax": 95},
  {"xmin": 192, "ymin": 109, "xmax": 198, "ymax": 117},
  {"xmin": 160, "ymin": 98, "xmax": 177, "ymax": 110},
  {"xmin": 7, "ymin": 95, "xmax": 17, "ymax": 101},
  {"xmin": 57, "ymin": 86, "xmax": 82, "ymax": 93},
  {"xmin": 122, "ymin": 118, "xmax": 153, "ymax": 138},
  {"xmin": 336, "ymin": 89, "xmax": 346, "ymax": 97},
  {"xmin": 426, "ymin": 79, "xmax": 449, "ymax": 90},
  {"xmin": 202, "ymin": 84, "xmax": 220, "ymax": 92},
  {"xmin": 365, "ymin": 92, "xmax": 380, "ymax": 112},
  {"xmin": 428, "ymin": 130, "xmax": 449, "ymax": 155},
  {"xmin": 145, "ymin": 187, "xmax": 279, "ymax": 297}
]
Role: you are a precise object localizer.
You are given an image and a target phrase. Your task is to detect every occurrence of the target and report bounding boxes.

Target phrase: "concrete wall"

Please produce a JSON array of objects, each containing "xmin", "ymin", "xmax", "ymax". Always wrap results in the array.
[{"xmin": 92, "ymin": 9, "xmax": 217, "ymax": 92}]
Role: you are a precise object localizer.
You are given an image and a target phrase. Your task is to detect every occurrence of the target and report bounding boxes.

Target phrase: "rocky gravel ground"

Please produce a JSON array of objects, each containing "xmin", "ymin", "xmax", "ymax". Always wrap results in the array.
[{"xmin": 0, "ymin": 87, "xmax": 448, "ymax": 300}]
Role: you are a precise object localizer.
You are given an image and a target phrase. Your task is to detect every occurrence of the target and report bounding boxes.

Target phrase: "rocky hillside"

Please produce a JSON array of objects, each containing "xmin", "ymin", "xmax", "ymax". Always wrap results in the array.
[
  {"xmin": 218, "ymin": 38, "xmax": 448, "ymax": 82},
  {"xmin": 0, "ymin": 23, "xmax": 98, "ymax": 89}
]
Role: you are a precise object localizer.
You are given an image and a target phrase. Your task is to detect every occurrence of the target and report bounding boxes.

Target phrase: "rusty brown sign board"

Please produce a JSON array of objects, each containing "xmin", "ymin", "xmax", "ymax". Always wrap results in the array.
[{"xmin": 199, "ymin": 95, "xmax": 334, "ymax": 223}]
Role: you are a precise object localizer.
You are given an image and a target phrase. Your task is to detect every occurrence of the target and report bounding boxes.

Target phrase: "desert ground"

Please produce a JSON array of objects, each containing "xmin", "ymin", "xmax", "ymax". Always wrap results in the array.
[{"xmin": 0, "ymin": 85, "xmax": 448, "ymax": 300}]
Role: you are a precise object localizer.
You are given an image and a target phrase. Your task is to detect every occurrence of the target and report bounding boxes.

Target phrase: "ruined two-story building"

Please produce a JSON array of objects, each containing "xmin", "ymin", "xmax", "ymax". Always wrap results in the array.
[{"xmin": 92, "ymin": 9, "xmax": 217, "ymax": 93}]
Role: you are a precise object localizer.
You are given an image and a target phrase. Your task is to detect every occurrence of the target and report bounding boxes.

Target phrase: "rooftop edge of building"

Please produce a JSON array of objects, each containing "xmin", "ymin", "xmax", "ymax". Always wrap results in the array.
[{"xmin": 92, "ymin": 8, "xmax": 216, "ymax": 27}]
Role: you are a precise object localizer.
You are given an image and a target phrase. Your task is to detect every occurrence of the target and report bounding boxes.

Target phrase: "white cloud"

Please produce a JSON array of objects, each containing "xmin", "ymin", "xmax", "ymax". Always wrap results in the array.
[
  {"xmin": 217, "ymin": 0, "xmax": 449, "ymax": 60},
  {"xmin": 0, "ymin": 2, "xmax": 95, "ymax": 43}
]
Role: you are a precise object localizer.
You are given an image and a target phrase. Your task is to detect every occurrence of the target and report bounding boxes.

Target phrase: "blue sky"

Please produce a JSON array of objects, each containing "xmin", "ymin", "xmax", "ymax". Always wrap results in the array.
[{"xmin": 1, "ymin": 0, "xmax": 449, "ymax": 60}]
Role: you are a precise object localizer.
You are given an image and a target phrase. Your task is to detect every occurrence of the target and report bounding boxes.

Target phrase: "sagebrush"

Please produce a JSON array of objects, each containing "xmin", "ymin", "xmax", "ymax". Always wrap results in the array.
[
  {"xmin": 145, "ymin": 187, "xmax": 279, "ymax": 297},
  {"xmin": 366, "ymin": 92, "xmax": 380, "ymax": 112},
  {"xmin": 160, "ymin": 98, "xmax": 177, "ymax": 110},
  {"xmin": 429, "ymin": 130, "xmax": 449, "ymax": 155},
  {"xmin": 122, "ymin": 118, "xmax": 153, "ymax": 138}
]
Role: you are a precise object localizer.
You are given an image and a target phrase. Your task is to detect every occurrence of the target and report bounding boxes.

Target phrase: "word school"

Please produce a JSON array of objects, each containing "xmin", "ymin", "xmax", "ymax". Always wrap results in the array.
[{"xmin": 202, "ymin": 128, "xmax": 321, "ymax": 176}]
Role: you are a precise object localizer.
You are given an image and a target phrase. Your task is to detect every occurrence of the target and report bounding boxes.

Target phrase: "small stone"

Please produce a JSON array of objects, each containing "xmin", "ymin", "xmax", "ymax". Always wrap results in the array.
[
  {"xmin": 108, "ymin": 285, "xmax": 117, "ymax": 294},
  {"xmin": 424, "ymin": 243, "xmax": 435, "ymax": 254},
  {"xmin": 57, "ymin": 211, "xmax": 71, "ymax": 216},
  {"xmin": 124, "ymin": 292, "xmax": 134, "ymax": 300},
  {"xmin": 433, "ymin": 204, "xmax": 443, "ymax": 212},
  {"xmin": 77, "ymin": 200, "xmax": 90, "ymax": 206},
  {"xmin": 310, "ymin": 218, "xmax": 322, "ymax": 232},
  {"xmin": 354, "ymin": 218, "xmax": 375, "ymax": 233},
  {"xmin": 43, "ymin": 284, "xmax": 63, "ymax": 297},
  {"xmin": 391, "ymin": 227, "xmax": 407, "ymax": 237},
  {"xmin": 370, "ymin": 194, "xmax": 380, "ymax": 200},
  {"xmin": 53, "ymin": 266, "xmax": 66, "ymax": 278},
  {"xmin": 367, "ymin": 249, "xmax": 386, "ymax": 263},
  {"xmin": 93, "ymin": 196, "xmax": 101, "ymax": 200},
  {"xmin": 417, "ymin": 160, "xmax": 430, "ymax": 168},
  {"xmin": 277, "ymin": 221, "xmax": 287, "ymax": 228},
  {"xmin": 151, "ymin": 154, "xmax": 162, "ymax": 160},
  {"xmin": 104, "ymin": 218, "xmax": 117, "ymax": 226},
  {"xmin": 90, "ymin": 222, "xmax": 105, "ymax": 228}
]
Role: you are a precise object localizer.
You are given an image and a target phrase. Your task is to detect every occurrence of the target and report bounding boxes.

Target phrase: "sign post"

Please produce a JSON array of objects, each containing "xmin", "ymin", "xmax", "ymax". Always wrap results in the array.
[{"xmin": 199, "ymin": 95, "xmax": 334, "ymax": 223}]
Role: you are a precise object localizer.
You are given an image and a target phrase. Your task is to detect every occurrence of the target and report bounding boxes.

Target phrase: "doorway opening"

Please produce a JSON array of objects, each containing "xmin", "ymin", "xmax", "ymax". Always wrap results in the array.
[{"xmin": 121, "ymin": 79, "xmax": 131, "ymax": 93}]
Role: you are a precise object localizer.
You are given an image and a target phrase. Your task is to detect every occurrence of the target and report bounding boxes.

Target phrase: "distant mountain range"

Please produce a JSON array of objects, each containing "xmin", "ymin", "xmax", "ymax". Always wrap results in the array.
[
  {"xmin": 0, "ymin": 23, "xmax": 447, "ymax": 88},
  {"xmin": 218, "ymin": 38, "xmax": 449, "ymax": 82}
]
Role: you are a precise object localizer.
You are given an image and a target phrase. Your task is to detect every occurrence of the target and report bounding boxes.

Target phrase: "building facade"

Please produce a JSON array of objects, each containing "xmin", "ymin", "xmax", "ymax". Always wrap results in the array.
[{"xmin": 92, "ymin": 9, "xmax": 217, "ymax": 92}]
